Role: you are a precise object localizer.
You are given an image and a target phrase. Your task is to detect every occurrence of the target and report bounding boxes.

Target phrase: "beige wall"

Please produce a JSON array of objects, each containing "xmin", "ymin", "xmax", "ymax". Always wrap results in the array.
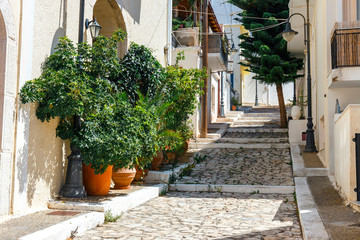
[{"xmin": 117, "ymin": 0, "xmax": 169, "ymax": 66}]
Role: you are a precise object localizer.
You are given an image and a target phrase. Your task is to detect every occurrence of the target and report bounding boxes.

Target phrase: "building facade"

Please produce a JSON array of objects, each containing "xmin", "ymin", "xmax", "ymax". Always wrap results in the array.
[
  {"xmin": 0, "ymin": 0, "xmax": 171, "ymax": 217},
  {"xmin": 288, "ymin": 0, "xmax": 360, "ymax": 203}
]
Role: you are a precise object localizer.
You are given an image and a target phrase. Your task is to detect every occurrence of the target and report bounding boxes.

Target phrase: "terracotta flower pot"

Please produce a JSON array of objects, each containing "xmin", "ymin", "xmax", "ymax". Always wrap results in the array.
[
  {"xmin": 164, "ymin": 152, "xmax": 176, "ymax": 164},
  {"xmin": 151, "ymin": 150, "xmax": 164, "ymax": 170},
  {"xmin": 82, "ymin": 164, "xmax": 113, "ymax": 196},
  {"xmin": 112, "ymin": 167, "xmax": 136, "ymax": 189},
  {"xmin": 134, "ymin": 165, "xmax": 149, "ymax": 181},
  {"xmin": 232, "ymin": 105, "xmax": 237, "ymax": 111}
]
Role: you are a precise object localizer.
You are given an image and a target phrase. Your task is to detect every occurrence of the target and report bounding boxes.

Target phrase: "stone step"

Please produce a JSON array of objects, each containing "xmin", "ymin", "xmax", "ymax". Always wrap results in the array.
[
  {"xmin": 233, "ymin": 120, "xmax": 280, "ymax": 125},
  {"xmin": 190, "ymin": 138, "xmax": 217, "ymax": 143},
  {"xmin": 225, "ymin": 113, "xmax": 243, "ymax": 118},
  {"xmin": 226, "ymin": 128, "xmax": 288, "ymax": 133},
  {"xmin": 237, "ymin": 116, "xmax": 280, "ymax": 121},
  {"xmin": 243, "ymin": 113, "xmax": 280, "ymax": 117},
  {"xmin": 189, "ymin": 142, "xmax": 290, "ymax": 149},
  {"xmin": 215, "ymin": 118, "xmax": 235, "ymax": 123},
  {"xmin": 217, "ymin": 137, "xmax": 289, "ymax": 144}
]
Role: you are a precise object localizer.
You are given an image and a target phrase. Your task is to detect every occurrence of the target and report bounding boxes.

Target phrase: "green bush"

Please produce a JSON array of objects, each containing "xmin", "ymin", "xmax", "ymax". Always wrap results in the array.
[
  {"xmin": 163, "ymin": 52, "xmax": 206, "ymax": 139},
  {"xmin": 117, "ymin": 43, "xmax": 165, "ymax": 105},
  {"xmin": 19, "ymin": 30, "xmax": 158, "ymax": 174}
]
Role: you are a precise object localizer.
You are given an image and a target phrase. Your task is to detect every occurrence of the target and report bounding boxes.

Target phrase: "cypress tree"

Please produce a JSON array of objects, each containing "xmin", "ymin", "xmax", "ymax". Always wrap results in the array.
[{"xmin": 229, "ymin": 0, "xmax": 303, "ymax": 127}]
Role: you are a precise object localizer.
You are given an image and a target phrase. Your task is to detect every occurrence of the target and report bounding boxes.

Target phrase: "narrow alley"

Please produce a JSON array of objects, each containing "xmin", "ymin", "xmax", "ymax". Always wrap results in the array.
[{"xmin": 75, "ymin": 109, "xmax": 302, "ymax": 240}]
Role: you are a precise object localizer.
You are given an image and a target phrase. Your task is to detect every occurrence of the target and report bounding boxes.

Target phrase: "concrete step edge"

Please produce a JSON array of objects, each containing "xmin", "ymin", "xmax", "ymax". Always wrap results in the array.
[
  {"xmin": 294, "ymin": 177, "xmax": 330, "ymax": 240},
  {"xmin": 169, "ymin": 184, "xmax": 295, "ymax": 194},
  {"xmin": 19, "ymin": 212, "xmax": 104, "ymax": 240}
]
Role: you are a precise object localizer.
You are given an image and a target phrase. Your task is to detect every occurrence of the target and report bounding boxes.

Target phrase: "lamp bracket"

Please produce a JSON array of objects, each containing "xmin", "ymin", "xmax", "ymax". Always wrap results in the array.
[{"xmin": 85, "ymin": 18, "xmax": 94, "ymax": 29}]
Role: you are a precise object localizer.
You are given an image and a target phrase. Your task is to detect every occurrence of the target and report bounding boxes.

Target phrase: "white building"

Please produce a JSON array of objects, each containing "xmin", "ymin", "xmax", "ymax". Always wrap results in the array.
[{"xmin": 0, "ymin": 0, "xmax": 171, "ymax": 218}]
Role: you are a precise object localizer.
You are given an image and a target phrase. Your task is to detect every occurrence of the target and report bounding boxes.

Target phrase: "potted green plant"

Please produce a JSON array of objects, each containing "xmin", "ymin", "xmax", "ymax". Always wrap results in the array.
[
  {"xmin": 160, "ymin": 130, "xmax": 184, "ymax": 164},
  {"xmin": 163, "ymin": 52, "xmax": 206, "ymax": 137},
  {"xmin": 114, "ymin": 44, "xmax": 167, "ymax": 175},
  {"xmin": 298, "ymin": 89, "xmax": 308, "ymax": 119},
  {"xmin": 19, "ymin": 30, "xmax": 136, "ymax": 195},
  {"xmin": 231, "ymin": 97, "xmax": 239, "ymax": 111}
]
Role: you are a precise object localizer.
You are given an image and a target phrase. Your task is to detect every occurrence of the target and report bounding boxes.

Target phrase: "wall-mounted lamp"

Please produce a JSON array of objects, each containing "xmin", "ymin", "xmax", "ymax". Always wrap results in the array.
[{"xmin": 85, "ymin": 18, "xmax": 102, "ymax": 39}]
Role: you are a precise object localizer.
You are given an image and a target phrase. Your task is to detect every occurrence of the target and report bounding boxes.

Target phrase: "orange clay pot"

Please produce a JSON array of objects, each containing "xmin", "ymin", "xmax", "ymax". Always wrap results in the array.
[
  {"xmin": 112, "ymin": 167, "xmax": 136, "ymax": 189},
  {"xmin": 151, "ymin": 150, "xmax": 164, "ymax": 170},
  {"xmin": 82, "ymin": 164, "xmax": 113, "ymax": 196},
  {"xmin": 163, "ymin": 152, "xmax": 176, "ymax": 164}
]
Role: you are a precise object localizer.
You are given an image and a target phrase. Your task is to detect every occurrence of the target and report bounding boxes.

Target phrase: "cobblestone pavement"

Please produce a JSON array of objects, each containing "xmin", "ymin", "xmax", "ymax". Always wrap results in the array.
[
  {"xmin": 76, "ymin": 192, "xmax": 302, "ymax": 240},
  {"xmin": 74, "ymin": 111, "xmax": 301, "ymax": 239},
  {"xmin": 176, "ymin": 148, "xmax": 294, "ymax": 186}
]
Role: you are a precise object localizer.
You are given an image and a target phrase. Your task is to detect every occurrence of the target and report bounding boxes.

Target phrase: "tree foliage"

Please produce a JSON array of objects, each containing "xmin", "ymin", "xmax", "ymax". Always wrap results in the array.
[
  {"xmin": 229, "ymin": 0, "xmax": 304, "ymax": 127},
  {"xmin": 229, "ymin": 0, "xmax": 303, "ymax": 84}
]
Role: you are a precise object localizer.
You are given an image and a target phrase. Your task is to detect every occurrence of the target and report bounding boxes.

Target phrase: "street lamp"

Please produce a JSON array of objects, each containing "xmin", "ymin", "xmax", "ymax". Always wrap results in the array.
[
  {"xmin": 85, "ymin": 18, "xmax": 102, "ymax": 39},
  {"xmin": 254, "ymin": 79, "xmax": 258, "ymax": 106},
  {"xmin": 61, "ymin": 2, "xmax": 103, "ymax": 199},
  {"xmin": 281, "ymin": 0, "xmax": 317, "ymax": 152}
]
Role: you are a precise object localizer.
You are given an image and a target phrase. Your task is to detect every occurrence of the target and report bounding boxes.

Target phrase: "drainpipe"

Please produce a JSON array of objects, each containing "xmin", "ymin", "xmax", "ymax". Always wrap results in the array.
[
  {"xmin": 167, "ymin": 0, "xmax": 173, "ymax": 65},
  {"xmin": 220, "ymin": 71, "xmax": 225, "ymax": 117}
]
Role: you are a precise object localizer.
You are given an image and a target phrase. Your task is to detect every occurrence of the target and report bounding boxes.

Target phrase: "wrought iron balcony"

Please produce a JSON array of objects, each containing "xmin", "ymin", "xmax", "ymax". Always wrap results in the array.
[{"xmin": 331, "ymin": 26, "xmax": 360, "ymax": 69}]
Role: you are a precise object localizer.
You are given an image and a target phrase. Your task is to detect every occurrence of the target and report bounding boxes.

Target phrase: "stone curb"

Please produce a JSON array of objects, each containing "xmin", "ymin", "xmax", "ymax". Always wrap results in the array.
[
  {"xmin": 291, "ymin": 144, "xmax": 329, "ymax": 177},
  {"xmin": 48, "ymin": 184, "xmax": 167, "ymax": 217},
  {"xmin": 169, "ymin": 184, "xmax": 295, "ymax": 194},
  {"xmin": 145, "ymin": 164, "xmax": 189, "ymax": 183},
  {"xmin": 226, "ymin": 128, "xmax": 288, "ymax": 133},
  {"xmin": 217, "ymin": 137, "xmax": 289, "ymax": 144},
  {"xmin": 207, "ymin": 125, "xmax": 228, "ymax": 139},
  {"xmin": 294, "ymin": 177, "xmax": 330, "ymax": 240},
  {"xmin": 189, "ymin": 142, "xmax": 290, "ymax": 149},
  {"xmin": 19, "ymin": 212, "xmax": 104, "ymax": 240}
]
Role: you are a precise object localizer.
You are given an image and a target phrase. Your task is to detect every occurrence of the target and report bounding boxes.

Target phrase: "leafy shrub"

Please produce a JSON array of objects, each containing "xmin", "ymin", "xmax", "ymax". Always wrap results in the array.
[
  {"xmin": 117, "ymin": 43, "xmax": 165, "ymax": 105},
  {"xmin": 19, "ymin": 30, "xmax": 159, "ymax": 174},
  {"xmin": 163, "ymin": 52, "xmax": 206, "ymax": 138}
]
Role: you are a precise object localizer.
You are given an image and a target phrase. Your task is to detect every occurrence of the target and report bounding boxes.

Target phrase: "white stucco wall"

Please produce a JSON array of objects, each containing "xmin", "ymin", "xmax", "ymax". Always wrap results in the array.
[
  {"xmin": 210, "ymin": 73, "xmax": 220, "ymax": 122},
  {"xmin": 334, "ymin": 105, "xmax": 360, "ymax": 202},
  {"xmin": 171, "ymin": 47, "xmax": 202, "ymax": 137},
  {"xmin": 0, "ymin": 0, "xmax": 18, "ymax": 217},
  {"xmin": 242, "ymin": 78, "xmax": 294, "ymax": 107},
  {"xmin": 1, "ymin": 0, "xmax": 170, "ymax": 217},
  {"xmin": 117, "ymin": 0, "xmax": 169, "ymax": 66}
]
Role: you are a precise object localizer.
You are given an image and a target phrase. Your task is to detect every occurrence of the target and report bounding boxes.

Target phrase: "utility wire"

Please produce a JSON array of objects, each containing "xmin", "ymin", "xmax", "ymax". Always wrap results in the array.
[
  {"xmin": 173, "ymin": 8, "xmax": 287, "ymax": 21},
  {"xmin": 172, "ymin": 22, "xmax": 285, "ymax": 35}
]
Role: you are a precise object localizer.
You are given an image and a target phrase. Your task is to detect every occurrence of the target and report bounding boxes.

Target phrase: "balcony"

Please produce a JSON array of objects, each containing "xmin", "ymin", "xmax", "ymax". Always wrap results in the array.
[
  {"xmin": 330, "ymin": 22, "xmax": 360, "ymax": 88},
  {"xmin": 173, "ymin": 27, "xmax": 200, "ymax": 47},
  {"xmin": 208, "ymin": 34, "xmax": 228, "ymax": 72}
]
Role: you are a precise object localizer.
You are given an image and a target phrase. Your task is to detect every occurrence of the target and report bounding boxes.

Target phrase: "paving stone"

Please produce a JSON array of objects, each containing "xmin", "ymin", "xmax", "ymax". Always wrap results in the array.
[
  {"xmin": 75, "ymin": 192, "xmax": 301, "ymax": 240},
  {"xmin": 74, "ymin": 110, "xmax": 301, "ymax": 240},
  {"xmin": 176, "ymin": 148, "xmax": 294, "ymax": 186}
]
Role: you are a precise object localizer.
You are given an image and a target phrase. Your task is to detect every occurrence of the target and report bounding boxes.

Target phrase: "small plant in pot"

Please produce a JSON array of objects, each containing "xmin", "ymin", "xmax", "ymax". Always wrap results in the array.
[
  {"xmin": 160, "ymin": 130, "xmax": 184, "ymax": 164},
  {"xmin": 231, "ymin": 97, "xmax": 240, "ymax": 111},
  {"xmin": 113, "ymin": 43, "xmax": 166, "ymax": 179}
]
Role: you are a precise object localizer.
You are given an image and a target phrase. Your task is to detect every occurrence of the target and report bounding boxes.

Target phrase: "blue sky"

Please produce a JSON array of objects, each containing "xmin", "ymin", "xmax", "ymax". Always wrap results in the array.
[{"xmin": 210, "ymin": 0, "xmax": 242, "ymax": 25}]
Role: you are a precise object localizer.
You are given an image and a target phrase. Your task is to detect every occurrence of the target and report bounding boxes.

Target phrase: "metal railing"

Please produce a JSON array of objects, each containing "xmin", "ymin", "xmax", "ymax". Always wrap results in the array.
[
  {"xmin": 331, "ymin": 28, "xmax": 360, "ymax": 69},
  {"xmin": 353, "ymin": 133, "xmax": 360, "ymax": 201}
]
